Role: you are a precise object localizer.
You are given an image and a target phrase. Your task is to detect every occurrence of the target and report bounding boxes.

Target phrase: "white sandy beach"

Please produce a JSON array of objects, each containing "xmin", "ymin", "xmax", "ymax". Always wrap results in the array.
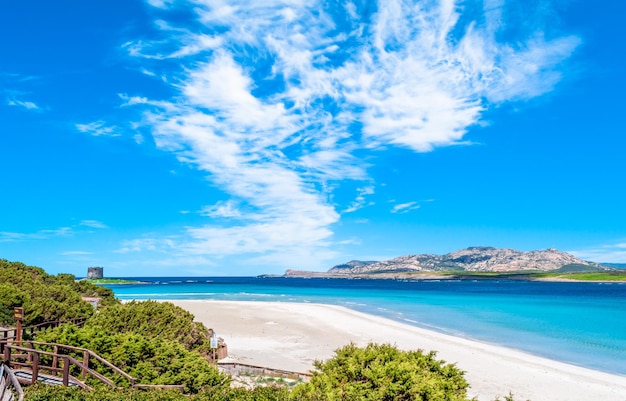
[{"xmin": 170, "ymin": 300, "xmax": 626, "ymax": 401}]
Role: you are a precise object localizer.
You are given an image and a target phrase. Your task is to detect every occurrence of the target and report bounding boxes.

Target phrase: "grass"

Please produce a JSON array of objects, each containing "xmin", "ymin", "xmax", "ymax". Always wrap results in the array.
[{"xmin": 531, "ymin": 271, "xmax": 626, "ymax": 281}]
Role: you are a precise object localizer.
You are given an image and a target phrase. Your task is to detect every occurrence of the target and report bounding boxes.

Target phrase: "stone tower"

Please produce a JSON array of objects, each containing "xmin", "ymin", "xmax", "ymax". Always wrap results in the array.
[{"xmin": 87, "ymin": 267, "xmax": 104, "ymax": 279}]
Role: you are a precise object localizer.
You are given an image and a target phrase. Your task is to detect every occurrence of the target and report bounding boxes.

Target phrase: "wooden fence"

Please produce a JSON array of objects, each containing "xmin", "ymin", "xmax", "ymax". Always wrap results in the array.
[{"xmin": 3, "ymin": 341, "xmax": 184, "ymax": 392}]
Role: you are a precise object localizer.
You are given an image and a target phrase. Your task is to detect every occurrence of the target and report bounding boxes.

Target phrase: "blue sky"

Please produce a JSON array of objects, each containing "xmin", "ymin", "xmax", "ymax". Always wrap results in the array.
[{"xmin": 1, "ymin": 0, "xmax": 625, "ymax": 277}]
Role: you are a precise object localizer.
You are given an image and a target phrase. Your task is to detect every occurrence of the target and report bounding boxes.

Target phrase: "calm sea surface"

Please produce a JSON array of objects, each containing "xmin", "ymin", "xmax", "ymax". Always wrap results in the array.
[{"xmin": 106, "ymin": 277, "xmax": 626, "ymax": 375}]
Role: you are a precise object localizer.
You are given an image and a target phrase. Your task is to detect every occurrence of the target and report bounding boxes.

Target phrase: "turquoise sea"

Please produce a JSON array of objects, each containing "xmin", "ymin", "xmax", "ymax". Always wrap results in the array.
[{"xmin": 106, "ymin": 277, "xmax": 626, "ymax": 376}]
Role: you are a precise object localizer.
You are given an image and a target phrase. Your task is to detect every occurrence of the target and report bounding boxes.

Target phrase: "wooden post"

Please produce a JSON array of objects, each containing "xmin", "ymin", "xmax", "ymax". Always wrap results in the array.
[
  {"xmin": 62, "ymin": 357, "xmax": 70, "ymax": 386},
  {"xmin": 53, "ymin": 345, "xmax": 59, "ymax": 372},
  {"xmin": 13, "ymin": 308, "xmax": 23, "ymax": 346},
  {"xmin": 31, "ymin": 352, "xmax": 39, "ymax": 385},
  {"xmin": 82, "ymin": 350, "xmax": 89, "ymax": 380}
]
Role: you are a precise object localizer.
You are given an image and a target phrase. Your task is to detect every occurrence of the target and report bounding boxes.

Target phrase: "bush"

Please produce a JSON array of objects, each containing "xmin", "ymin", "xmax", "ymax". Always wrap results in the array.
[
  {"xmin": 0, "ymin": 259, "xmax": 117, "ymax": 326},
  {"xmin": 23, "ymin": 384, "xmax": 292, "ymax": 400},
  {"xmin": 292, "ymin": 343, "xmax": 470, "ymax": 401},
  {"xmin": 36, "ymin": 324, "xmax": 230, "ymax": 393},
  {"xmin": 85, "ymin": 300, "xmax": 211, "ymax": 352}
]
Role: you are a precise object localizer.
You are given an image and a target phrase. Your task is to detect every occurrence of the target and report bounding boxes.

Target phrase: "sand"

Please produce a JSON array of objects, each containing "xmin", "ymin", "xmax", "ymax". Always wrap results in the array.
[{"xmin": 169, "ymin": 300, "xmax": 626, "ymax": 401}]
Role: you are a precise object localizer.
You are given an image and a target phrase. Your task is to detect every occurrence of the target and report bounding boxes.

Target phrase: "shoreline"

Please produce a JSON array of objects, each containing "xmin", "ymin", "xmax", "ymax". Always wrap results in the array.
[{"xmin": 169, "ymin": 299, "xmax": 626, "ymax": 401}]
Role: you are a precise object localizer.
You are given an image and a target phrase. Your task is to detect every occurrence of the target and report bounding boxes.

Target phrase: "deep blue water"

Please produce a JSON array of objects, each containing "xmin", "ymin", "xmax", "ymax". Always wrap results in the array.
[{"xmin": 106, "ymin": 277, "xmax": 626, "ymax": 375}]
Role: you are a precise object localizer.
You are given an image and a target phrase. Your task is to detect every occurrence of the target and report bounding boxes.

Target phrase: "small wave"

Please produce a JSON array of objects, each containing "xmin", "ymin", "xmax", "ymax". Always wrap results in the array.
[{"xmin": 236, "ymin": 292, "xmax": 272, "ymax": 297}]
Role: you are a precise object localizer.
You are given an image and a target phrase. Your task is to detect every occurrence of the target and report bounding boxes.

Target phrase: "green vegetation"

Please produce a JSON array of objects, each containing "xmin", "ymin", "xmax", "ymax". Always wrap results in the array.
[
  {"xmin": 23, "ymin": 385, "xmax": 292, "ymax": 401},
  {"xmin": 293, "ymin": 343, "xmax": 470, "ymax": 401},
  {"xmin": 531, "ymin": 271, "xmax": 626, "ymax": 281},
  {"xmin": 0, "ymin": 259, "xmax": 117, "ymax": 326},
  {"xmin": 83, "ymin": 300, "xmax": 213, "ymax": 352},
  {"xmin": 36, "ymin": 301, "xmax": 228, "ymax": 393},
  {"xmin": 23, "ymin": 343, "xmax": 482, "ymax": 400},
  {"xmin": 407, "ymin": 269, "xmax": 626, "ymax": 282}
]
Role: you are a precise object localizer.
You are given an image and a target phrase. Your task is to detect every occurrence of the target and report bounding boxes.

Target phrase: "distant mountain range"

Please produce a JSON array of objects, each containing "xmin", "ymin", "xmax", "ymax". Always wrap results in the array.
[{"xmin": 283, "ymin": 247, "xmax": 611, "ymax": 277}]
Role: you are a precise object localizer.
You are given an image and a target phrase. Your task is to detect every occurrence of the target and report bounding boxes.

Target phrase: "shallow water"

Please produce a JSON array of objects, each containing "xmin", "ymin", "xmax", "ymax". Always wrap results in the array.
[{"xmin": 106, "ymin": 277, "xmax": 626, "ymax": 375}]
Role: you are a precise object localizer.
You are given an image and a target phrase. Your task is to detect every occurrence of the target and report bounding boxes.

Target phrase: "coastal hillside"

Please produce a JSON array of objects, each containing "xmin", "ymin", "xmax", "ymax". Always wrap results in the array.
[
  {"xmin": 284, "ymin": 247, "xmax": 608, "ymax": 277},
  {"xmin": 328, "ymin": 247, "xmax": 607, "ymax": 274}
]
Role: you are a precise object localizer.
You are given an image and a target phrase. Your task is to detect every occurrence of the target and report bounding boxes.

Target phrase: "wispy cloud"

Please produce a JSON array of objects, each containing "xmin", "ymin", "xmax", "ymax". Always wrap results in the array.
[
  {"xmin": 61, "ymin": 251, "xmax": 93, "ymax": 256},
  {"xmin": 0, "ymin": 220, "xmax": 107, "ymax": 243},
  {"xmin": 344, "ymin": 186, "xmax": 375, "ymax": 213},
  {"xmin": 0, "ymin": 227, "xmax": 73, "ymax": 242},
  {"xmin": 115, "ymin": 237, "xmax": 177, "ymax": 254},
  {"xmin": 391, "ymin": 201, "xmax": 421, "ymax": 214},
  {"xmin": 199, "ymin": 200, "xmax": 242, "ymax": 218},
  {"xmin": 7, "ymin": 98, "xmax": 40, "ymax": 110},
  {"xmin": 570, "ymin": 242, "xmax": 626, "ymax": 264},
  {"xmin": 118, "ymin": 0, "xmax": 579, "ymax": 267},
  {"xmin": 80, "ymin": 220, "xmax": 108, "ymax": 229},
  {"xmin": 76, "ymin": 121, "xmax": 121, "ymax": 137}
]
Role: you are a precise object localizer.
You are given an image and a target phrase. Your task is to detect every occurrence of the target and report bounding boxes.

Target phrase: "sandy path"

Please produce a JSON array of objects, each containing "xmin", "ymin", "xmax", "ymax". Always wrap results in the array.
[{"xmin": 170, "ymin": 300, "xmax": 626, "ymax": 401}]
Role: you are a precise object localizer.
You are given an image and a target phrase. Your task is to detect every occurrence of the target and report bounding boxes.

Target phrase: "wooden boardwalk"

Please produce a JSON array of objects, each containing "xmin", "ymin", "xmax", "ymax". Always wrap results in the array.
[
  {"xmin": 2, "ymin": 341, "xmax": 184, "ymax": 392},
  {"xmin": 12, "ymin": 369, "xmax": 80, "ymax": 387}
]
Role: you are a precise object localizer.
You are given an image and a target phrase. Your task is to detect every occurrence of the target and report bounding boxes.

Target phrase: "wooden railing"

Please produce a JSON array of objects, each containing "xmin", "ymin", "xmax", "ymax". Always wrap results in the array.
[
  {"xmin": 0, "ymin": 318, "xmax": 87, "ymax": 343},
  {"xmin": 3, "ymin": 342, "xmax": 184, "ymax": 392},
  {"xmin": 0, "ymin": 363, "xmax": 24, "ymax": 401}
]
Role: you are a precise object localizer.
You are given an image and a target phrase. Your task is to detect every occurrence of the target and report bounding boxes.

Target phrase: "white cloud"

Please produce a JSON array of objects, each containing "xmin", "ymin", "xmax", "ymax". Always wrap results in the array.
[
  {"xmin": 570, "ymin": 242, "xmax": 626, "ymax": 264},
  {"xmin": 391, "ymin": 201, "xmax": 421, "ymax": 214},
  {"xmin": 133, "ymin": 133, "xmax": 145, "ymax": 144},
  {"xmin": 199, "ymin": 200, "xmax": 242, "ymax": 218},
  {"xmin": 344, "ymin": 186, "xmax": 375, "ymax": 213},
  {"xmin": 7, "ymin": 98, "xmax": 40, "ymax": 110},
  {"xmin": 115, "ymin": 237, "xmax": 177, "ymax": 254},
  {"xmin": 61, "ymin": 251, "xmax": 93, "ymax": 256},
  {"xmin": 80, "ymin": 220, "xmax": 108, "ymax": 229},
  {"xmin": 76, "ymin": 121, "xmax": 121, "ymax": 137},
  {"xmin": 0, "ymin": 221, "xmax": 109, "ymax": 243},
  {"xmin": 119, "ymin": 0, "xmax": 579, "ymax": 268},
  {"xmin": 0, "ymin": 227, "xmax": 73, "ymax": 242},
  {"xmin": 146, "ymin": 0, "xmax": 174, "ymax": 8}
]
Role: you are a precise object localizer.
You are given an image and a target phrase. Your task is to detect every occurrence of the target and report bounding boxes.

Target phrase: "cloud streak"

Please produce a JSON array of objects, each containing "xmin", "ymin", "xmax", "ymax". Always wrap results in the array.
[
  {"xmin": 76, "ymin": 121, "xmax": 121, "ymax": 137},
  {"xmin": 121, "ymin": 0, "xmax": 579, "ymax": 269},
  {"xmin": 571, "ymin": 242, "xmax": 626, "ymax": 264},
  {"xmin": 7, "ymin": 98, "xmax": 40, "ymax": 110},
  {"xmin": 0, "ymin": 220, "xmax": 108, "ymax": 243}
]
